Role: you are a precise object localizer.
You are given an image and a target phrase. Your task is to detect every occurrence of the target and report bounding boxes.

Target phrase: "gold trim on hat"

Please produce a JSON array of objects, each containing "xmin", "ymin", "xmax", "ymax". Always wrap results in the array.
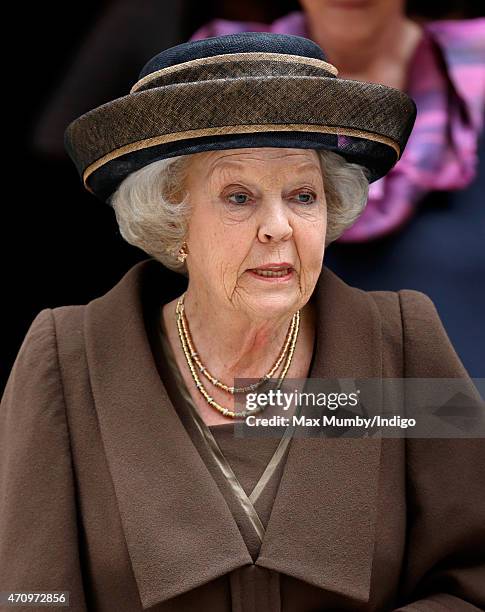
[
  {"xmin": 83, "ymin": 123, "xmax": 400, "ymax": 193},
  {"xmin": 130, "ymin": 52, "xmax": 339, "ymax": 93}
]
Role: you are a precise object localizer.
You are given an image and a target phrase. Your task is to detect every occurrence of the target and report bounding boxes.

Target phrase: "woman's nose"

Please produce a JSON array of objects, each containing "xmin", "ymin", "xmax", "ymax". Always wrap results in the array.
[{"xmin": 256, "ymin": 199, "xmax": 293, "ymax": 243}]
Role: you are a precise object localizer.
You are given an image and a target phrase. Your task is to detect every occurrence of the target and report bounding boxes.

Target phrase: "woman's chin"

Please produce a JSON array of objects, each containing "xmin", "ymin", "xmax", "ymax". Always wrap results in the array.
[
  {"xmin": 244, "ymin": 295, "xmax": 299, "ymax": 320},
  {"xmin": 240, "ymin": 269, "xmax": 302, "ymax": 314}
]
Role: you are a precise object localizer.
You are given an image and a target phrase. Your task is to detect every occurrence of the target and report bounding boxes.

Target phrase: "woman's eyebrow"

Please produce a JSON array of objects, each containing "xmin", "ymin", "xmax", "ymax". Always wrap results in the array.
[
  {"xmin": 209, "ymin": 159, "xmax": 248, "ymax": 177},
  {"xmin": 210, "ymin": 160, "xmax": 322, "ymax": 180}
]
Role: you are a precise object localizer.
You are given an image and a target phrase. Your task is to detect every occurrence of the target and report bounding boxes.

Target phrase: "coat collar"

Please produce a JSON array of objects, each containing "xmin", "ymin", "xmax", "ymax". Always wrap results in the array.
[{"xmin": 84, "ymin": 258, "xmax": 383, "ymax": 609}]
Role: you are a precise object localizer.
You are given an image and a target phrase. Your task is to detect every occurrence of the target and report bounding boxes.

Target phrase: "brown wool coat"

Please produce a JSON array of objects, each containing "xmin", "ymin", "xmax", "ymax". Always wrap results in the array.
[{"xmin": 1, "ymin": 258, "xmax": 484, "ymax": 612}]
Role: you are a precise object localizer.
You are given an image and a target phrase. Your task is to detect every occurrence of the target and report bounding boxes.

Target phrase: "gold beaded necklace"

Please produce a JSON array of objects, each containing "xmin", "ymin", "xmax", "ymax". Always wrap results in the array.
[{"xmin": 175, "ymin": 293, "xmax": 300, "ymax": 419}]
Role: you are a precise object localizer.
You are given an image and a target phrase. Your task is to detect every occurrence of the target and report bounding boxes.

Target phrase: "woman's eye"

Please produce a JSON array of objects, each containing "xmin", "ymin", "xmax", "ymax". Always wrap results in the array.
[
  {"xmin": 295, "ymin": 192, "xmax": 316, "ymax": 204},
  {"xmin": 226, "ymin": 191, "xmax": 316, "ymax": 206},
  {"xmin": 228, "ymin": 192, "xmax": 251, "ymax": 205}
]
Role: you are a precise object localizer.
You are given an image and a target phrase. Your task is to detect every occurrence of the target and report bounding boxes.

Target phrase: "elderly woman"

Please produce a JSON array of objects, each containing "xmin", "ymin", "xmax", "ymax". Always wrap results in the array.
[{"xmin": 1, "ymin": 33, "xmax": 484, "ymax": 612}]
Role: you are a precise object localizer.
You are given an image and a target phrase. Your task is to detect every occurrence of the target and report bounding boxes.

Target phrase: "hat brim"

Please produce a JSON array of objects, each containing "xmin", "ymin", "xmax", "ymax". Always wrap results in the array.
[{"xmin": 64, "ymin": 75, "xmax": 416, "ymax": 202}]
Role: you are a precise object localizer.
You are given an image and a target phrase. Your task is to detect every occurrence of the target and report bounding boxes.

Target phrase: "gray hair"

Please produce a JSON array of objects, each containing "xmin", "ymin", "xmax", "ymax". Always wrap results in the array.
[{"xmin": 108, "ymin": 149, "xmax": 369, "ymax": 275}]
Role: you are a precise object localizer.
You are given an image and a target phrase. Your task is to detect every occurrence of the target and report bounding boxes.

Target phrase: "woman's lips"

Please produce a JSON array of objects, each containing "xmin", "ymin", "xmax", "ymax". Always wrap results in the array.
[{"xmin": 247, "ymin": 268, "xmax": 294, "ymax": 282}]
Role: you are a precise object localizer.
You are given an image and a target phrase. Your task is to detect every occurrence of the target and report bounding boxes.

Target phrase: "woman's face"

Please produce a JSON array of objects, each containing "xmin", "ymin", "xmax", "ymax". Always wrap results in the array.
[{"xmin": 183, "ymin": 148, "xmax": 327, "ymax": 320}]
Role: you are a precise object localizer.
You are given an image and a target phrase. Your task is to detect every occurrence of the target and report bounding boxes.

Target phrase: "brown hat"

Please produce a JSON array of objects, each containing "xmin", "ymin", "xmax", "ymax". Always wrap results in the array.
[{"xmin": 64, "ymin": 32, "xmax": 417, "ymax": 203}]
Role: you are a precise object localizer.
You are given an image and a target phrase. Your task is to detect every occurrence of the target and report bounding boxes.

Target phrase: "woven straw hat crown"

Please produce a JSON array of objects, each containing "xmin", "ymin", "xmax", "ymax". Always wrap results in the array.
[{"xmin": 64, "ymin": 32, "xmax": 417, "ymax": 203}]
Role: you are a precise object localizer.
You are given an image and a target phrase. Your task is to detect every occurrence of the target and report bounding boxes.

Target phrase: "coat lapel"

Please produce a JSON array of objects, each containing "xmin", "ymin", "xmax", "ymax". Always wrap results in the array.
[
  {"xmin": 84, "ymin": 259, "xmax": 253, "ymax": 609},
  {"xmin": 84, "ymin": 258, "xmax": 384, "ymax": 608},
  {"xmin": 255, "ymin": 266, "xmax": 384, "ymax": 605}
]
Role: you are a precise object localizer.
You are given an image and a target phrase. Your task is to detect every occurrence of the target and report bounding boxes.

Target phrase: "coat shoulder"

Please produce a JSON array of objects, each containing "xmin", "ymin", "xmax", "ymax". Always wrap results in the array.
[
  {"xmin": 50, "ymin": 304, "xmax": 86, "ymax": 338},
  {"xmin": 366, "ymin": 287, "xmax": 440, "ymax": 333},
  {"xmin": 48, "ymin": 305, "xmax": 89, "ymax": 376},
  {"xmin": 2, "ymin": 305, "xmax": 88, "ymax": 406},
  {"xmin": 315, "ymin": 269, "xmax": 461, "ymax": 377},
  {"xmin": 365, "ymin": 289, "xmax": 403, "ymax": 377},
  {"xmin": 367, "ymin": 288, "xmax": 469, "ymax": 378}
]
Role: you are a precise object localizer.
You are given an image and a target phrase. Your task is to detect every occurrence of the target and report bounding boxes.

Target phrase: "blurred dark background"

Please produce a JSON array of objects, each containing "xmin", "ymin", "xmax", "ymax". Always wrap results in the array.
[{"xmin": 2, "ymin": 0, "xmax": 484, "ymax": 390}]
